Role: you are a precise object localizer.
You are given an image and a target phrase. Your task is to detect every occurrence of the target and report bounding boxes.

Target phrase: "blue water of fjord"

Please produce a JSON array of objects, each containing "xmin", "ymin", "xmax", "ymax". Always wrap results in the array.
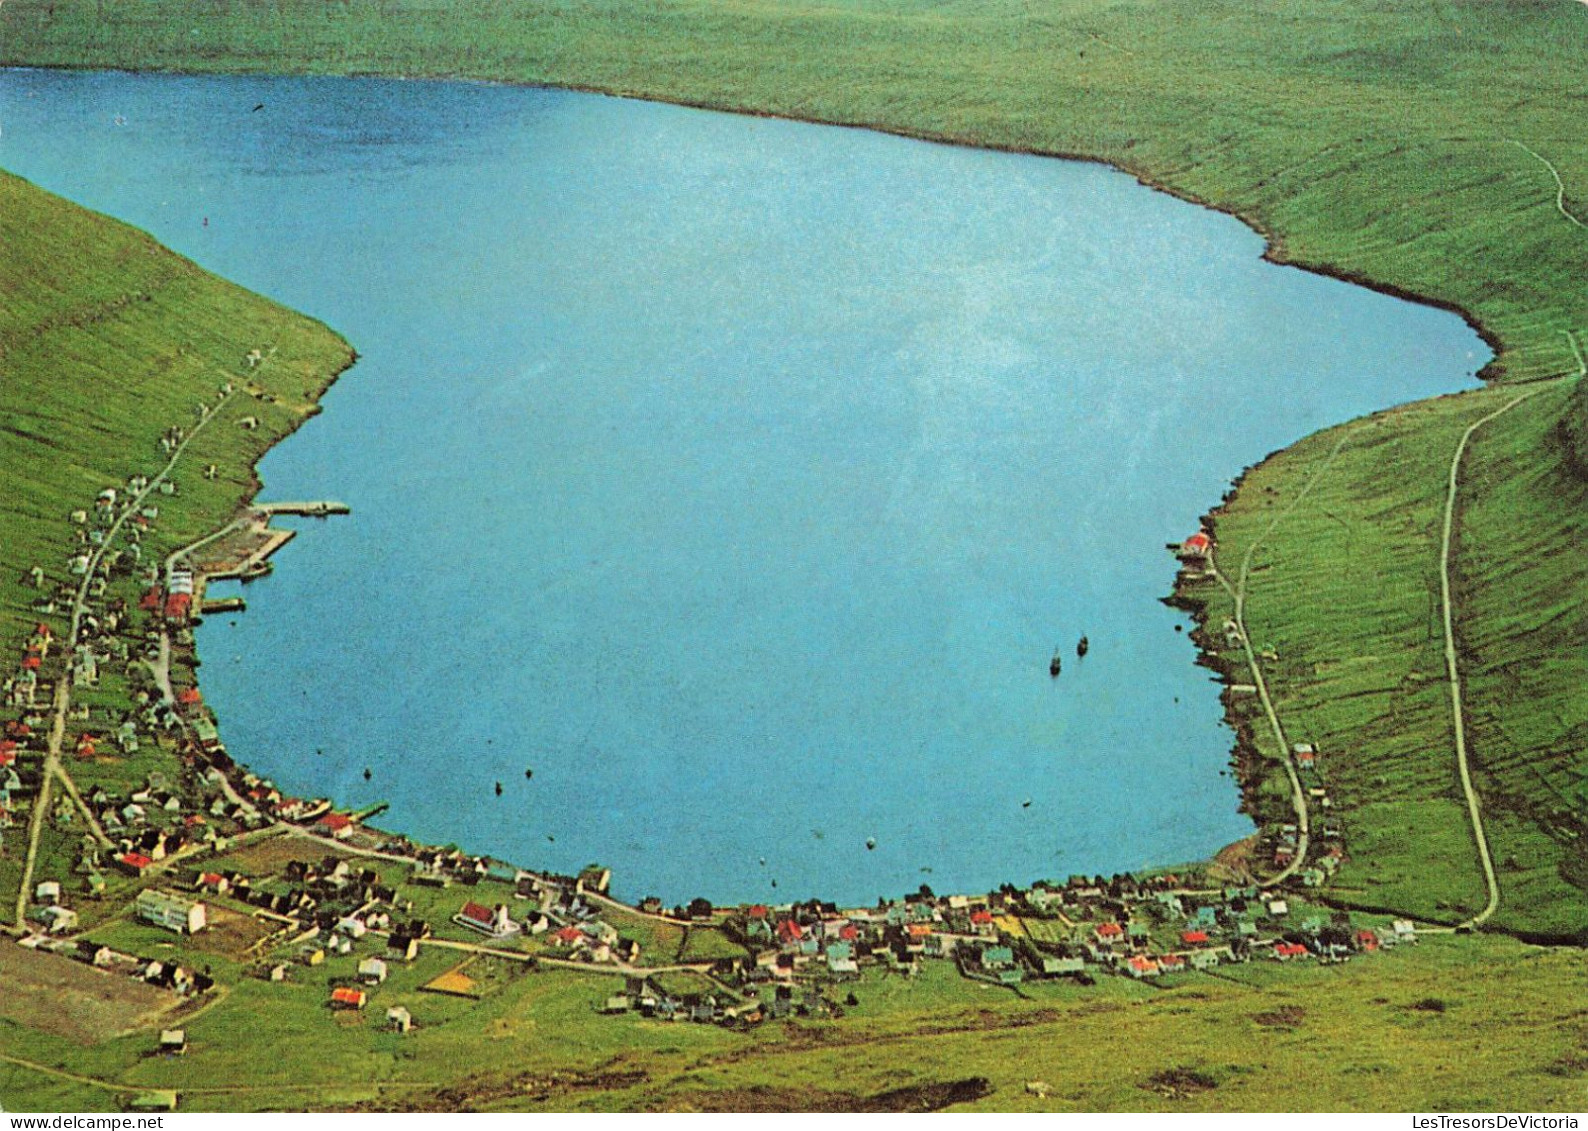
[{"xmin": 0, "ymin": 71, "xmax": 1485, "ymax": 903}]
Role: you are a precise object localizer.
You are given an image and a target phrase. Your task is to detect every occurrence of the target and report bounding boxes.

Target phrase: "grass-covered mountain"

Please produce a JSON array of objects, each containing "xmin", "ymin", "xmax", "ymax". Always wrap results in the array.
[
  {"xmin": 0, "ymin": 169, "xmax": 351, "ymax": 667},
  {"xmin": 0, "ymin": 169, "xmax": 353, "ymax": 793}
]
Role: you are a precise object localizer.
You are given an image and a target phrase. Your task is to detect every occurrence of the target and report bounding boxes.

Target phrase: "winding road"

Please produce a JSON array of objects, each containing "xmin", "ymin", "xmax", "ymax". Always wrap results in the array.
[
  {"xmin": 1207, "ymin": 432, "xmax": 1351, "ymax": 885},
  {"xmin": 1438, "ymin": 387, "xmax": 1550, "ymax": 929}
]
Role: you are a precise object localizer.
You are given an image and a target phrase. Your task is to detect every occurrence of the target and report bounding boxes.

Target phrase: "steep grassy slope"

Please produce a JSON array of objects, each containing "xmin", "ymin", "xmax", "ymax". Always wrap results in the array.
[
  {"xmin": 1179, "ymin": 377, "xmax": 1586, "ymax": 938},
  {"xmin": 0, "ymin": 171, "xmax": 353, "ymax": 668},
  {"xmin": 1454, "ymin": 380, "xmax": 1588, "ymax": 932},
  {"xmin": 2, "ymin": 0, "xmax": 1586, "ymax": 381}
]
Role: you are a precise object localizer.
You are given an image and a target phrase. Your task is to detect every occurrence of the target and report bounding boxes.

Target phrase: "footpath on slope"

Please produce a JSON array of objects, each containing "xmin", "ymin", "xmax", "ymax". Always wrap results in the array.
[{"xmin": 1438, "ymin": 383, "xmax": 1562, "ymax": 930}]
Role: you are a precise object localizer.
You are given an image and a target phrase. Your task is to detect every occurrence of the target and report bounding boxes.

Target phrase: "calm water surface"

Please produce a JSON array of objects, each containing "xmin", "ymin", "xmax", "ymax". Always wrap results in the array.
[{"xmin": 0, "ymin": 72, "xmax": 1486, "ymax": 904}]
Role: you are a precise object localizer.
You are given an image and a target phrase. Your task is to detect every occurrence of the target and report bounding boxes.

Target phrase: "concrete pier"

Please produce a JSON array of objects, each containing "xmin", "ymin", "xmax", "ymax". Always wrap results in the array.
[{"xmin": 256, "ymin": 501, "xmax": 350, "ymax": 517}]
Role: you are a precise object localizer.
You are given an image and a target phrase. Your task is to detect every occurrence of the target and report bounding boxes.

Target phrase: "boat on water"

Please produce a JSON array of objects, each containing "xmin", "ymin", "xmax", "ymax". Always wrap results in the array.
[
  {"xmin": 1077, "ymin": 634, "xmax": 1089, "ymax": 658},
  {"xmin": 1049, "ymin": 650, "xmax": 1062, "ymax": 677}
]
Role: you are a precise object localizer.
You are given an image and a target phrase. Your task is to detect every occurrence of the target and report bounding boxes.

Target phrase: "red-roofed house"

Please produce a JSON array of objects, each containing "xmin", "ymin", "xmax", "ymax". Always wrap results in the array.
[
  {"xmin": 1181, "ymin": 930, "xmax": 1210, "ymax": 946},
  {"xmin": 1181, "ymin": 531, "xmax": 1212, "ymax": 559},
  {"xmin": 776, "ymin": 919, "xmax": 804, "ymax": 945},
  {"xmin": 0, "ymin": 740, "xmax": 17, "ymax": 767},
  {"xmin": 1274, "ymin": 942, "xmax": 1309, "ymax": 961},
  {"xmin": 747, "ymin": 904, "xmax": 770, "ymax": 920},
  {"xmin": 457, "ymin": 901, "xmax": 492, "ymax": 928},
  {"xmin": 1125, "ymin": 955, "xmax": 1160, "ymax": 978},
  {"xmin": 21, "ymin": 655, "xmax": 39, "ymax": 671},
  {"xmin": 314, "ymin": 812, "xmax": 355, "ymax": 840},
  {"xmin": 554, "ymin": 925, "xmax": 584, "ymax": 946},
  {"xmin": 1158, "ymin": 953, "xmax": 1187, "ymax": 971},
  {"xmin": 1355, "ymin": 929, "xmax": 1380, "ymax": 953},
  {"xmin": 116, "ymin": 852, "xmax": 154, "ymax": 877},
  {"xmin": 139, "ymin": 588, "xmax": 163, "ymax": 612},
  {"xmin": 1093, "ymin": 922, "xmax": 1124, "ymax": 945},
  {"xmin": 177, "ymin": 688, "xmax": 202, "ymax": 708},
  {"xmin": 330, "ymin": 986, "xmax": 367, "ymax": 1010},
  {"xmin": 164, "ymin": 593, "xmax": 193, "ymax": 622}
]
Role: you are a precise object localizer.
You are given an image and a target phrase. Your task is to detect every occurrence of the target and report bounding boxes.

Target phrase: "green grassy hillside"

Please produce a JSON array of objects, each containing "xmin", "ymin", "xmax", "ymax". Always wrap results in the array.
[
  {"xmin": 0, "ymin": 171, "xmax": 353, "ymax": 667},
  {"xmin": 1179, "ymin": 378, "xmax": 1586, "ymax": 938},
  {"xmin": 0, "ymin": 173, "xmax": 352, "ymax": 925},
  {"xmin": 2, "ymin": 0, "xmax": 1586, "ymax": 382}
]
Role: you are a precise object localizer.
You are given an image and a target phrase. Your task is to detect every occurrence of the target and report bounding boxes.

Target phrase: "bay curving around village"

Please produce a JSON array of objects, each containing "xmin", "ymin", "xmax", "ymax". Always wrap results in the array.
[{"xmin": 0, "ymin": 68, "xmax": 1489, "ymax": 909}]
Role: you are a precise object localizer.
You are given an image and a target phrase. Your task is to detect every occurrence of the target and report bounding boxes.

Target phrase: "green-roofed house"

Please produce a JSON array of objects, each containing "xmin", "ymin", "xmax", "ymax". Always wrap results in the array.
[{"xmin": 981, "ymin": 945, "xmax": 1015, "ymax": 970}]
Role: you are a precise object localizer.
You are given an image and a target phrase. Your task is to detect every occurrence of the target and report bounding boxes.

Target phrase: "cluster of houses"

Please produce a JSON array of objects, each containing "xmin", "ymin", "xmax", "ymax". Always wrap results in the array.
[
  {"xmin": 27, "ymin": 851, "xmax": 421, "ymax": 1024},
  {"xmin": 599, "ymin": 975, "xmax": 808, "ymax": 1027},
  {"xmin": 425, "ymin": 864, "xmax": 645, "ymax": 967},
  {"xmin": 595, "ymin": 872, "xmax": 1418, "ymax": 1029},
  {"xmin": 1180, "ymin": 529, "xmax": 1351, "ymax": 884},
  {"xmin": 25, "ymin": 926, "xmax": 217, "ymax": 999},
  {"xmin": 1, "ymin": 463, "xmax": 252, "ymax": 867},
  {"xmin": 2, "ymin": 473, "xmax": 1416, "ymax": 1046},
  {"xmin": 0, "ymin": 624, "xmax": 48, "ymax": 837}
]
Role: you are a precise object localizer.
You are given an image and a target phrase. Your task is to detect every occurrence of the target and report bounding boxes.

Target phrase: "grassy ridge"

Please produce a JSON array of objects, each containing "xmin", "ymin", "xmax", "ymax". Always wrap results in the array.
[
  {"xmin": 1454, "ymin": 381, "xmax": 1588, "ymax": 929},
  {"xmin": 2, "ymin": 0, "xmax": 1585, "ymax": 382}
]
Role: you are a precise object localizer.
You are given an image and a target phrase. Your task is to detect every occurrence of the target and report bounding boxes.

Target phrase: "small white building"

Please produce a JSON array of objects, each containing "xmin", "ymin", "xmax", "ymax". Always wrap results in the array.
[
  {"xmin": 135, "ymin": 889, "xmax": 207, "ymax": 935},
  {"xmin": 40, "ymin": 905, "xmax": 78, "ymax": 934},
  {"xmin": 358, "ymin": 957, "xmax": 389, "ymax": 985}
]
